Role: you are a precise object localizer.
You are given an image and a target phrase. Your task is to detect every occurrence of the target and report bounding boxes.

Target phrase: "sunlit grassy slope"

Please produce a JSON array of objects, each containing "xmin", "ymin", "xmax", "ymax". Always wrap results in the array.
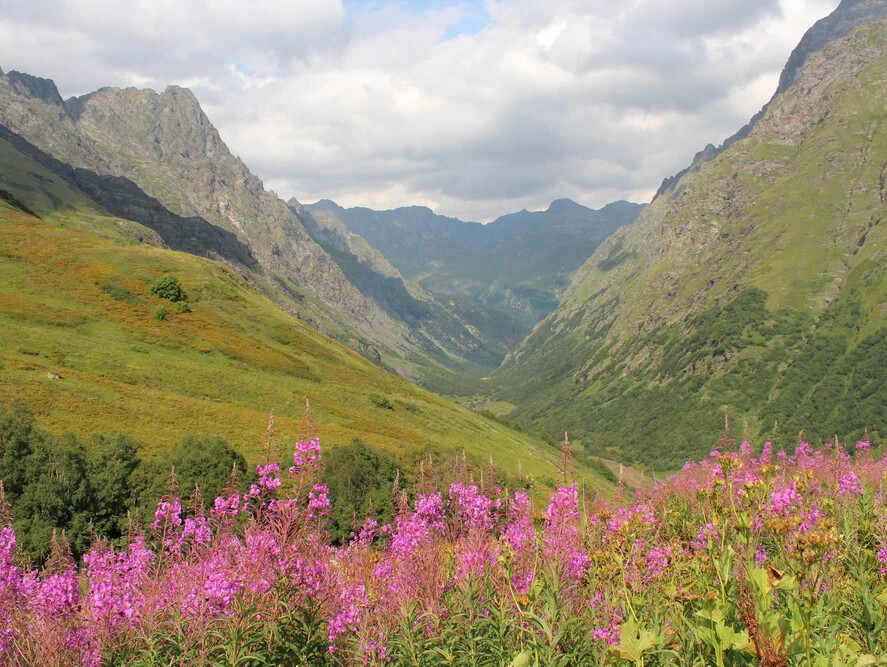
[{"xmin": 0, "ymin": 137, "xmax": 608, "ymax": 490}]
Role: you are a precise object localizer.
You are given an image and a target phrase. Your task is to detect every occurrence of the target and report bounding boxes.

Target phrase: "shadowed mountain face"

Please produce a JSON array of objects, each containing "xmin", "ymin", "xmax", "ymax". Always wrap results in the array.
[
  {"xmin": 494, "ymin": 13, "xmax": 887, "ymax": 469},
  {"xmin": 0, "ymin": 124, "xmax": 259, "ymax": 269},
  {"xmin": 306, "ymin": 198, "xmax": 644, "ymax": 337}
]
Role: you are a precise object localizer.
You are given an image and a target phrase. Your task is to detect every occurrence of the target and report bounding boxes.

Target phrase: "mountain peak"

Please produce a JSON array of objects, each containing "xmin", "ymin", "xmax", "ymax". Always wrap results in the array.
[
  {"xmin": 6, "ymin": 70, "xmax": 63, "ymax": 106},
  {"xmin": 546, "ymin": 198, "xmax": 586, "ymax": 213},
  {"xmin": 777, "ymin": 0, "xmax": 887, "ymax": 96},
  {"xmin": 309, "ymin": 198, "xmax": 344, "ymax": 213}
]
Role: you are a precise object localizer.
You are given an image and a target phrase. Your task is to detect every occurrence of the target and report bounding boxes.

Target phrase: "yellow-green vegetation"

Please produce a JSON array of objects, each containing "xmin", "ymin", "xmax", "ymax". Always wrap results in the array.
[{"xmin": 0, "ymin": 140, "xmax": 609, "ymax": 495}]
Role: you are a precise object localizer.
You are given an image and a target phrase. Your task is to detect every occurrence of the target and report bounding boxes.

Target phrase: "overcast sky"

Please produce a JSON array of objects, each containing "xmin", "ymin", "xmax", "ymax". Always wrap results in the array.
[{"xmin": 0, "ymin": 0, "xmax": 839, "ymax": 221}]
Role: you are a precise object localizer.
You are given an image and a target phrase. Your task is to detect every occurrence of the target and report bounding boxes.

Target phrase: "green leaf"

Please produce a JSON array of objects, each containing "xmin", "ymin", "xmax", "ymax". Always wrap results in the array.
[{"xmin": 510, "ymin": 649, "xmax": 533, "ymax": 667}]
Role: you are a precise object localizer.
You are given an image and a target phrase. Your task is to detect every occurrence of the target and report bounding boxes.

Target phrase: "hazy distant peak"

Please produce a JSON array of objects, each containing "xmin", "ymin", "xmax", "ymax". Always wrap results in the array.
[
  {"xmin": 6, "ymin": 70, "xmax": 63, "ymax": 106},
  {"xmin": 309, "ymin": 198, "xmax": 344, "ymax": 212},
  {"xmin": 546, "ymin": 198, "xmax": 586, "ymax": 213}
]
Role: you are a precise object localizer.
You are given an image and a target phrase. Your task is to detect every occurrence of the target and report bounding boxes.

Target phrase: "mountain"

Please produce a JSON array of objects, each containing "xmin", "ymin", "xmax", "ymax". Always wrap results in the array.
[
  {"xmin": 657, "ymin": 0, "xmax": 887, "ymax": 198},
  {"xmin": 290, "ymin": 200, "xmax": 520, "ymax": 386},
  {"xmin": 0, "ymin": 69, "xmax": 633, "ymax": 394},
  {"xmin": 0, "ymin": 70, "xmax": 429, "ymax": 365},
  {"xmin": 0, "ymin": 68, "xmax": 556, "ymax": 392},
  {"xmin": 305, "ymin": 198, "xmax": 644, "ymax": 342},
  {"xmin": 0, "ymin": 130, "xmax": 612, "ymax": 491},
  {"xmin": 494, "ymin": 9, "xmax": 887, "ymax": 469}
]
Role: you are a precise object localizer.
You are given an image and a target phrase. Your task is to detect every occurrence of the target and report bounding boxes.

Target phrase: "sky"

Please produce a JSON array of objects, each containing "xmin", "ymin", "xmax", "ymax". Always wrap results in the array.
[{"xmin": 0, "ymin": 0, "xmax": 840, "ymax": 221}]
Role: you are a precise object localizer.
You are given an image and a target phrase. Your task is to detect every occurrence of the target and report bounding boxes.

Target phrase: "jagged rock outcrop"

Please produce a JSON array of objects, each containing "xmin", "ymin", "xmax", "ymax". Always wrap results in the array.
[{"xmin": 656, "ymin": 0, "xmax": 887, "ymax": 199}]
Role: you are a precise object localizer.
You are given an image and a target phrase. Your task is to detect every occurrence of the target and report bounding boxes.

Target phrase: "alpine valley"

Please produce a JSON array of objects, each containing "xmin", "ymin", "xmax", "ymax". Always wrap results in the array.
[
  {"xmin": 2, "ymin": 0, "xmax": 887, "ymax": 477},
  {"xmin": 5, "ymin": 0, "xmax": 887, "ymax": 663}
]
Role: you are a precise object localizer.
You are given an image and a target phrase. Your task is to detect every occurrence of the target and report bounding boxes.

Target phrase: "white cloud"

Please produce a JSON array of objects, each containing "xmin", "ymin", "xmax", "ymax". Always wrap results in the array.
[{"xmin": 0, "ymin": 0, "xmax": 841, "ymax": 220}]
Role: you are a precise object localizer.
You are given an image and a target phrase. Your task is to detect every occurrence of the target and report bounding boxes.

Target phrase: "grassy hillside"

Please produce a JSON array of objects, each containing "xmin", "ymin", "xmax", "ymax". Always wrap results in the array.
[
  {"xmin": 493, "ymin": 18, "xmax": 887, "ymax": 469},
  {"xmin": 0, "ymin": 137, "xmax": 609, "ymax": 492}
]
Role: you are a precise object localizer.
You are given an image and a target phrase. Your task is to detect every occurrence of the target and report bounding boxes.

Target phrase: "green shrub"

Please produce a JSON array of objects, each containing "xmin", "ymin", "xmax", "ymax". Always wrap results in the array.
[
  {"xmin": 370, "ymin": 394, "xmax": 394, "ymax": 410},
  {"xmin": 150, "ymin": 275, "xmax": 186, "ymax": 302},
  {"xmin": 154, "ymin": 305, "xmax": 167, "ymax": 321},
  {"xmin": 176, "ymin": 301, "xmax": 190, "ymax": 313}
]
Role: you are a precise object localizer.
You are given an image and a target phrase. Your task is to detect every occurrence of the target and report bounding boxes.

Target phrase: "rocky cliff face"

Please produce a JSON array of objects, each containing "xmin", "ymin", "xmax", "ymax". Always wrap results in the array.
[
  {"xmin": 0, "ymin": 72, "xmax": 408, "ymax": 354},
  {"xmin": 495, "ymin": 16, "xmax": 887, "ymax": 468},
  {"xmin": 656, "ymin": 0, "xmax": 887, "ymax": 198}
]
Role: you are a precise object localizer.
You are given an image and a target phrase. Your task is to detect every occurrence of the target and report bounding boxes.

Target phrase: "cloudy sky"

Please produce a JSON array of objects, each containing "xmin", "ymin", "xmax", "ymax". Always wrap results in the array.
[{"xmin": 0, "ymin": 0, "xmax": 838, "ymax": 221}]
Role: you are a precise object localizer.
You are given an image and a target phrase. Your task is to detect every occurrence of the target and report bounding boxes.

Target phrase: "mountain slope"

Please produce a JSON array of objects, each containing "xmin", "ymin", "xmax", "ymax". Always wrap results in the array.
[
  {"xmin": 0, "ymin": 133, "xmax": 609, "ymax": 491},
  {"xmin": 0, "ymin": 70, "xmax": 418, "ymax": 363},
  {"xmin": 494, "ymin": 15, "xmax": 887, "ymax": 469},
  {"xmin": 307, "ymin": 198, "xmax": 644, "ymax": 340}
]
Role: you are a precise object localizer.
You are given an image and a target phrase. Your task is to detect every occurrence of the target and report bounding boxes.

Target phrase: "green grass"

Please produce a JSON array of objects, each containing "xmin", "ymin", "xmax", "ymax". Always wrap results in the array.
[{"xmin": 0, "ymin": 141, "xmax": 613, "ymax": 495}]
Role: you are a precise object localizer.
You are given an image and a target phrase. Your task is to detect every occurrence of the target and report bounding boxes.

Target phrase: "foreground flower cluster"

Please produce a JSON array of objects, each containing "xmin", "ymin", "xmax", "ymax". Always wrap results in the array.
[{"xmin": 1, "ymin": 435, "xmax": 886, "ymax": 665}]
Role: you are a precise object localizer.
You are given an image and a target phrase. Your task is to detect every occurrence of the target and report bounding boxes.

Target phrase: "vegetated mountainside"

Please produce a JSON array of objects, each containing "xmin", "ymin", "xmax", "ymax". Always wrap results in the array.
[
  {"xmin": 0, "ymin": 68, "xmax": 423, "ymax": 366},
  {"xmin": 306, "ymin": 198, "xmax": 644, "ymax": 339},
  {"xmin": 0, "ymin": 68, "xmax": 573, "ymax": 394},
  {"xmin": 0, "ymin": 133, "xmax": 611, "ymax": 492},
  {"xmin": 495, "ymin": 16, "xmax": 887, "ymax": 470}
]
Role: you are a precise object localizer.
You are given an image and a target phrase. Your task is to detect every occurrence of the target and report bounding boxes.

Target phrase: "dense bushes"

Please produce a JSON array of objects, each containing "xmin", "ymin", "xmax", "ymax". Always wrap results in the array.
[
  {"xmin": 149, "ymin": 275, "xmax": 186, "ymax": 302},
  {"xmin": 321, "ymin": 439, "xmax": 401, "ymax": 543},
  {"xmin": 0, "ymin": 400, "xmax": 249, "ymax": 563}
]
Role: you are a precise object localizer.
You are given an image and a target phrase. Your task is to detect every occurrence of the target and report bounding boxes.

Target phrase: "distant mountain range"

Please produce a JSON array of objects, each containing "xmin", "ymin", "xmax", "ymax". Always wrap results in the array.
[
  {"xmin": 303, "ymin": 198, "xmax": 643, "ymax": 385},
  {"xmin": 306, "ymin": 198, "xmax": 643, "ymax": 335}
]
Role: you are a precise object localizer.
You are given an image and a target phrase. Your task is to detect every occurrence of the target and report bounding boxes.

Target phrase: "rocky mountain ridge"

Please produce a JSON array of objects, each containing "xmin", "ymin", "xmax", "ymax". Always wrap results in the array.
[
  {"xmin": 0, "ymin": 70, "xmax": 443, "ymax": 376},
  {"xmin": 656, "ymin": 0, "xmax": 887, "ymax": 199}
]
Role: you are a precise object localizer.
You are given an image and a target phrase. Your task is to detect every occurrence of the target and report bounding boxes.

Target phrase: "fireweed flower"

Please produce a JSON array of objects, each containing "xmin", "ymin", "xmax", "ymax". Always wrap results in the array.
[
  {"xmin": 328, "ymin": 583, "xmax": 370, "ymax": 647},
  {"xmin": 4, "ymin": 432, "xmax": 887, "ymax": 664},
  {"xmin": 691, "ymin": 523, "xmax": 718, "ymax": 552},
  {"xmin": 211, "ymin": 492, "xmax": 241, "ymax": 519},
  {"xmin": 449, "ymin": 482, "xmax": 501, "ymax": 532},
  {"xmin": 83, "ymin": 538, "xmax": 154, "ymax": 628},
  {"xmin": 543, "ymin": 484, "xmax": 589, "ymax": 581},
  {"xmin": 257, "ymin": 462, "xmax": 281, "ymax": 490},
  {"xmin": 838, "ymin": 470, "xmax": 863, "ymax": 496},
  {"xmin": 151, "ymin": 496, "xmax": 183, "ymax": 532},
  {"xmin": 768, "ymin": 482, "xmax": 803, "ymax": 515},
  {"xmin": 646, "ymin": 545, "xmax": 672, "ymax": 579},
  {"xmin": 307, "ymin": 484, "xmax": 331, "ymax": 520},
  {"xmin": 877, "ymin": 545, "xmax": 887, "ymax": 575},
  {"xmin": 290, "ymin": 436, "xmax": 321, "ymax": 474},
  {"xmin": 502, "ymin": 490, "xmax": 537, "ymax": 593}
]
